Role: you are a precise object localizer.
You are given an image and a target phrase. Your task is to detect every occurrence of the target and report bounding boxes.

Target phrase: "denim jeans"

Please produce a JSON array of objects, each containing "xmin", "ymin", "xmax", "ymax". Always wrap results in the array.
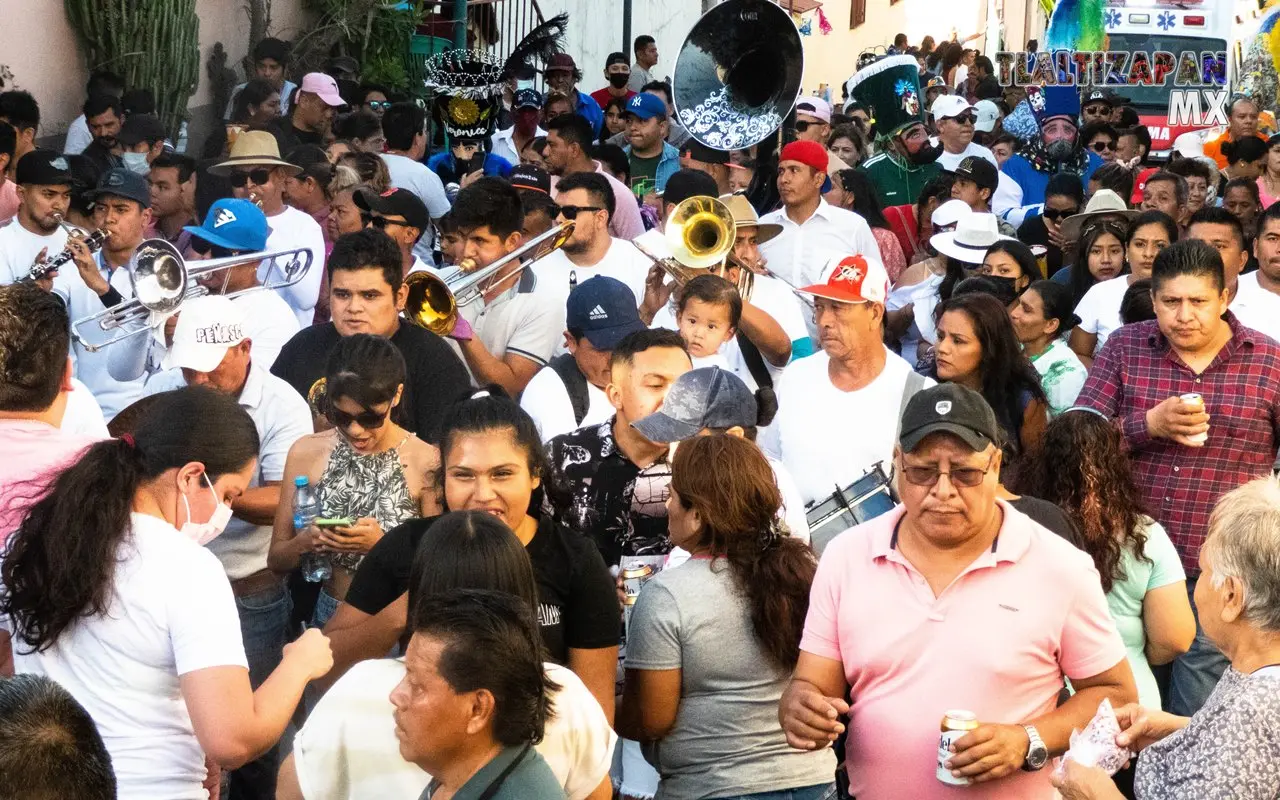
[
  {"xmin": 1168, "ymin": 577, "xmax": 1229, "ymax": 717},
  {"xmin": 311, "ymin": 586, "xmax": 340, "ymax": 629},
  {"xmin": 221, "ymin": 581, "xmax": 291, "ymax": 800},
  {"xmin": 714, "ymin": 783, "xmax": 837, "ymax": 800}
]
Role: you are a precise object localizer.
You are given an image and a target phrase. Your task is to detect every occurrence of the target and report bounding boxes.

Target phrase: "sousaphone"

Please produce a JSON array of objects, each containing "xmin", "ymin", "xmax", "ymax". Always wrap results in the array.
[{"xmin": 672, "ymin": 0, "xmax": 804, "ymax": 151}]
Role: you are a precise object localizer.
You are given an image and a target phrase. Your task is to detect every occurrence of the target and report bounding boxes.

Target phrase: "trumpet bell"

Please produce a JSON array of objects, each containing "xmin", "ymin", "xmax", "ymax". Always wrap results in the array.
[
  {"xmin": 666, "ymin": 196, "xmax": 735, "ymax": 269},
  {"xmin": 672, "ymin": 0, "xmax": 804, "ymax": 150},
  {"xmin": 129, "ymin": 240, "xmax": 189, "ymax": 317}
]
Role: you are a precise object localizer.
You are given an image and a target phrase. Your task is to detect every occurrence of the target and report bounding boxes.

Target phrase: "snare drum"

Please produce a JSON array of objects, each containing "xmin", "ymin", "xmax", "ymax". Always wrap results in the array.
[{"xmin": 805, "ymin": 461, "xmax": 898, "ymax": 554}]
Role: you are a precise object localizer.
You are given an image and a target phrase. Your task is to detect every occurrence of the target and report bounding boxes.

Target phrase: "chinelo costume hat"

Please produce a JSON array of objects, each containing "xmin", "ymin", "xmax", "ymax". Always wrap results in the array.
[
  {"xmin": 424, "ymin": 13, "xmax": 569, "ymax": 141},
  {"xmin": 845, "ymin": 55, "xmax": 927, "ymax": 139}
]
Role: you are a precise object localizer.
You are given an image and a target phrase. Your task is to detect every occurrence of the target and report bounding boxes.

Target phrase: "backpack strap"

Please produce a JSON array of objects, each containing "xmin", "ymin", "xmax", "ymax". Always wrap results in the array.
[
  {"xmin": 735, "ymin": 331, "xmax": 774, "ymax": 390},
  {"xmin": 549, "ymin": 353, "xmax": 590, "ymax": 426}
]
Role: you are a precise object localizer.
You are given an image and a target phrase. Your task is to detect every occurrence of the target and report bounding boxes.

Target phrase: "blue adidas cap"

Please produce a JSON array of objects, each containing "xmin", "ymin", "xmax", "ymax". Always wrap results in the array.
[
  {"xmin": 184, "ymin": 198, "xmax": 269, "ymax": 252},
  {"xmin": 566, "ymin": 275, "xmax": 646, "ymax": 350}
]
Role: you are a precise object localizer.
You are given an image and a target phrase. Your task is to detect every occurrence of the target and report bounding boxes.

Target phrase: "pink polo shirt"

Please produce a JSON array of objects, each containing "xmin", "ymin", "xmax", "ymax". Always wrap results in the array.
[
  {"xmin": 0, "ymin": 420, "xmax": 99, "ymax": 545},
  {"xmin": 801, "ymin": 500, "xmax": 1125, "ymax": 799}
]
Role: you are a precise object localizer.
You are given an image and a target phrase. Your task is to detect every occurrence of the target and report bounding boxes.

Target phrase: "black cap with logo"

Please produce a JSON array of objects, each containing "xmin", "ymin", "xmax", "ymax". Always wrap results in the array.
[
  {"xmin": 899, "ymin": 383, "xmax": 1002, "ymax": 453},
  {"xmin": 15, "ymin": 150, "xmax": 73, "ymax": 187}
]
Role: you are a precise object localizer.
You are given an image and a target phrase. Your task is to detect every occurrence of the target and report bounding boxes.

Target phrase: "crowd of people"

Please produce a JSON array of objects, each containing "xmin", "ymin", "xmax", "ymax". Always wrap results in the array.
[{"xmin": 0, "ymin": 17, "xmax": 1278, "ymax": 800}]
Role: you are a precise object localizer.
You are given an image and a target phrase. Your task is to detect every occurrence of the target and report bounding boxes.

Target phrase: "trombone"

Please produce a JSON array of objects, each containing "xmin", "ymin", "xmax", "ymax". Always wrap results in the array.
[
  {"xmin": 403, "ymin": 220, "xmax": 575, "ymax": 336},
  {"xmin": 70, "ymin": 239, "xmax": 313, "ymax": 352},
  {"xmin": 631, "ymin": 195, "xmax": 755, "ymax": 299}
]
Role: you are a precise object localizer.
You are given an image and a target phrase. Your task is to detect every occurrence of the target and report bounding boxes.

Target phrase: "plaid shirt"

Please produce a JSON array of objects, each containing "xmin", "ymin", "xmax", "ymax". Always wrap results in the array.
[{"xmin": 1077, "ymin": 313, "xmax": 1280, "ymax": 574}]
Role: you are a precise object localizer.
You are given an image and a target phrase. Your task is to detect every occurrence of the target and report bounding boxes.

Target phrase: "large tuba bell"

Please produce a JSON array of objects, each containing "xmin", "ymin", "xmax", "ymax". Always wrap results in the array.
[
  {"xmin": 672, "ymin": 0, "xmax": 804, "ymax": 150},
  {"xmin": 70, "ymin": 239, "xmax": 313, "ymax": 352},
  {"xmin": 404, "ymin": 220, "xmax": 575, "ymax": 336},
  {"xmin": 631, "ymin": 196, "xmax": 754, "ymax": 299}
]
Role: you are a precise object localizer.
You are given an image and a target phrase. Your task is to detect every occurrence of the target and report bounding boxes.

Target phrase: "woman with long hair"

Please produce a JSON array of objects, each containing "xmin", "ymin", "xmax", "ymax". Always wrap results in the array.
[
  {"xmin": 319, "ymin": 390, "xmax": 619, "ymax": 719},
  {"xmin": 828, "ymin": 169, "xmax": 908, "ymax": 281},
  {"xmin": 1017, "ymin": 410, "xmax": 1195, "ymax": 713},
  {"xmin": 0, "ymin": 387, "xmax": 333, "ymax": 798},
  {"xmin": 1061, "ymin": 219, "xmax": 1129, "ymax": 310},
  {"xmin": 826, "ymin": 124, "xmax": 865, "ymax": 169},
  {"xmin": 1257, "ymin": 133, "xmax": 1280, "ymax": 209},
  {"xmin": 1070, "ymin": 210, "xmax": 1176, "ymax": 366},
  {"xmin": 932, "ymin": 292, "xmax": 1049, "ymax": 477},
  {"xmin": 202, "ymin": 78, "xmax": 280, "ymax": 159},
  {"xmin": 278, "ymin": 510, "xmax": 617, "ymax": 800},
  {"xmin": 268, "ymin": 335, "xmax": 441, "ymax": 627},
  {"xmin": 602, "ymin": 95, "xmax": 628, "ymax": 141},
  {"xmin": 1010, "ymin": 280, "xmax": 1088, "ymax": 416},
  {"xmin": 618, "ymin": 435, "xmax": 835, "ymax": 800},
  {"xmin": 980, "ymin": 239, "xmax": 1040, "ymax": 298}
]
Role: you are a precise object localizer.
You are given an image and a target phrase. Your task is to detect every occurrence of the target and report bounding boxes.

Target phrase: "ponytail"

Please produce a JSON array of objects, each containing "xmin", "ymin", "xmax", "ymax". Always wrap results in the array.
[{"xmin": 0, "ymin": 387, "xmax": 259, "ymax": 652}]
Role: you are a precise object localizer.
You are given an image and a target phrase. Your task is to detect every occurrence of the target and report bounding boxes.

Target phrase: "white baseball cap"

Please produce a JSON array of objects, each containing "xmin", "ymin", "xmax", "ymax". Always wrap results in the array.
[
  {"xmin": 973, "ymin": 100, "xmax": 1001, "ymax": 133},
  {"xmin": 162, "ymin": 295, "xmax": 247, "ymax": 373},
  {"xmin": 930, "ymin": 94, "xmax": 975, "ymax": 121},
  {"xmin": 795, "ymin": 97, "xmax": 832, "ymax": 124}
]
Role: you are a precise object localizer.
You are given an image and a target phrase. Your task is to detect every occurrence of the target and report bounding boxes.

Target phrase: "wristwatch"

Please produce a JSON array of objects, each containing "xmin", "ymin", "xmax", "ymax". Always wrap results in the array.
[{"xmin": 1022, "ymin": 725, "xmax": 1049, "ymax": 771}]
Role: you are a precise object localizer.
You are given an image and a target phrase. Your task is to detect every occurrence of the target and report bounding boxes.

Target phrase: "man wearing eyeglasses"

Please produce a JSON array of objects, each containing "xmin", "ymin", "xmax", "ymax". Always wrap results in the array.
[
  {"xmin": 353, "ymin": 187, "xmax": 433, "ymax": 276},
  {"xmin": 781, "ymin": 382, "xmax": 1136, "ymax": 800},
  {"xmin": 534, "ymin": 172, "xmax": 650, "ymax": 303},
  {"xmin": 931, "ymin": 95, "xmax": 1020, "ymax": 216},
  {"xmin": 141, "ymin": 293, "xmax": 311, "ymax": 800},
  {"xmin": 212, "ymin": 130, "xmax": 326, "ymax": 327}
]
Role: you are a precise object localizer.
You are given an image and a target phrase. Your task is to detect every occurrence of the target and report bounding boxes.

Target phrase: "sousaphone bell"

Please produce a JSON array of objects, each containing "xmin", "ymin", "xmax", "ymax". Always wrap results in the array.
[{"xmin": 672, "ymin": 0, "xmax": 805, "ymax": 151}]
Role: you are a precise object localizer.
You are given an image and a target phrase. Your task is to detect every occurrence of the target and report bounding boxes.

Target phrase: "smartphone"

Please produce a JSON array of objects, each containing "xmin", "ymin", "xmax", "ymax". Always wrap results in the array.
[{"xmin": 314, "ymin": 517, "xmax": 355, "ymax": 528}]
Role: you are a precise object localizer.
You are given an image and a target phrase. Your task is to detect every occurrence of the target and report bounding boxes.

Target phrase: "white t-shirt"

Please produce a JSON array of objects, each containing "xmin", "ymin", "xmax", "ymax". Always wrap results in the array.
[
  {"xmin": 64, "ymin": 114, "xmax": 93, "ymax": 154},
  {"xmin": 144, "ymin": 365, "xmax": 312, "ymax": 579},
  {"xmin": 1231, "ymin": 272, "xmax": 1280, "ymax": 342},
  {"xmin": 62, "ymin": 377, "xmax": 110, "ymax": 438},
  {"xmin": 760, "ymin": 349, "xmax": 933, "ymax": 505},
  {"xmin": 7, "ymin": 512, "xmax": 248, "ymax": 800},
  {"xmin": 292, "ymin": 658, "xmax": 616, "ymax": 800},
  {"xmin": 535, "ymin": 237, "xmax": 650, "ymax": 307},
  {"xmin": 521, "ymin": 362, "xmax": 614, "ymax": 443},
  {"xmin": 259, "ymin": 205, "xmax": 326, "ymax": 327},
  {"xmin": 1074, "ymin": 275, "xmax": 1133, "ymax": 354},
  {"xmin": 0, "ymin": 218, "xmax": 68, "ymax": 285},
  {"xmin": 382, "ymin": 152, "xmax": 450, "ymax": 263}
]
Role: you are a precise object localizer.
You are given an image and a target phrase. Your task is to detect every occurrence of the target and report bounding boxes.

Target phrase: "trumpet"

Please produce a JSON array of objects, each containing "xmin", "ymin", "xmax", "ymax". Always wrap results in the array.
[
  {"xmin": 28, "ymin": 216, "xmax": 110, "ymax": 282},
  {"xmin": 631, "ymin": 195, "xmax": 754, "ymax": 299},
  {"xmin": 70, "ymin": 239, "xmax": 313, "ymax": 352},
  {"xmin": 403, "ymin": 220, "xmax": 575, "ymax": 336}
]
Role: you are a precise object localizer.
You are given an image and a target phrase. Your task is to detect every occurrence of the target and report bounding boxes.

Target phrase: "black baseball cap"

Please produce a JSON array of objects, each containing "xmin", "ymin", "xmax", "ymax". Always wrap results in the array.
[
  {"xmin": 899, "ymin": 383, "xmax": 1001, "ymax": 453},
  {"xmin": 606, "ymin": 52, "xmax": 630, "ymax": 68},
  {"xmin": 1083, "ymin": 89, "xmax": 1121, "ymax": 107},
  {"xmin": 15, "ymin": 149, "xmax": 73, "ymax": 187},
  {"xmin": 91, "ymin": 168, "xmax": 151, "ymax": 208},
  {"xmin": 354, "ymin": 187, "xmax": 431, "ymax": 233},
  {"xmin": 509, "ymin": 163, "xmax": 551, "ymax": 194},
  {"xmin": 566, "ymin": 275, "xmax": 646, "ymax": 350},
  {"xmin": 117, "ymin": 113, "xmax": 167, "ymax": 147},
  {"xmin": 953, "ymin": 156, "xmax": 998, "ymax": 193},
  {"xmin": 658, "ymin": 168, "xmax": 718, "ymax": 204}
]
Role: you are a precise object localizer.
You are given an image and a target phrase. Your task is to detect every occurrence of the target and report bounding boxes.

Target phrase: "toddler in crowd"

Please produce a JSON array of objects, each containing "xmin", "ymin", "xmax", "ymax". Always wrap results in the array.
[{"xmin": 675, "ymin": 274, "xmax": 740, "ymax": 369}]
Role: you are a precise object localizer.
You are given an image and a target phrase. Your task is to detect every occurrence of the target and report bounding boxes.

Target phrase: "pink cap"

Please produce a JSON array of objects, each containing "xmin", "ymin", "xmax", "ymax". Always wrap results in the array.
[
  {"xmin": 798, "ymin": 255, "xmax": 890, "ymax": 305},
  {"xmin": 300, "ymin": 72, "xmax": 345, "ymax": 107},
  {"xmin": 795, "ymin": 96, "xmax": 832, "ymax": 124}
]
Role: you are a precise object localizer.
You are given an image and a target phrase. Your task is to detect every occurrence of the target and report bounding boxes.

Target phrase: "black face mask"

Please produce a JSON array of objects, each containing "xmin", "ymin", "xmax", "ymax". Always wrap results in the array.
[
  {"xmin": 1045, "ymin": 139, "xmax": 1077, "ymax": 162},
  {"xmin": 983, "ymin": 275, "xmax": 1022, "ymax": 306},
  {"xmin": 608, "ymin": 73, "xmax": 630, "ymax": 89}
]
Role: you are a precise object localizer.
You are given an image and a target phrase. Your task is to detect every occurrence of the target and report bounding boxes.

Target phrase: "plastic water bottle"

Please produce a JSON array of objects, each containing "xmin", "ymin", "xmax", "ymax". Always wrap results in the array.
[{"xmin": 293, "ymin": 476, "xmax": 329, "ymax": 582}]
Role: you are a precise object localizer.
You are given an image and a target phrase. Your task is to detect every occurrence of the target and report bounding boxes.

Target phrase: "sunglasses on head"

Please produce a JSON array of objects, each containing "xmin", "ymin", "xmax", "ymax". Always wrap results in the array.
[
  {"xmin": 325, "ymin": 404, "xmax": 389, "ymax": 431},
  {"xmin": 229, "ymin": 168, "xmax": 272, "ymax": 188},
  {"xmin": 949, "ymin": 113, "xmax": 977, "ymax": 125},
  {"xmin": 1090, "ymin": 141, "xmax": 1117, "ymax": 152},
  {"xmin": 557, "ymin": 204, "xmax": 603, "ymax": 220},
  {"xmin": 1041, "ymin": 207, "xmax": 1079, "ymax": 222},
  {"xmin": 190, "ymin": 238, "xmax": 238, "ymax": 259},
  {"xmin": 367, "ymin": 100, "xmax": 391, "ymax": 111}
]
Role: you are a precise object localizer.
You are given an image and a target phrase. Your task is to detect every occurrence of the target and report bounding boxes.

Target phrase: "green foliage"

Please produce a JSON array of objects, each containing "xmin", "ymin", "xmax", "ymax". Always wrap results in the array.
[
  {"xmin": 64, "ymin": 0, "xmax": 200, "ymax": 139},
  {"xmin": 297, "ymin": 0, "xmax": 425, "ymax": 94}
]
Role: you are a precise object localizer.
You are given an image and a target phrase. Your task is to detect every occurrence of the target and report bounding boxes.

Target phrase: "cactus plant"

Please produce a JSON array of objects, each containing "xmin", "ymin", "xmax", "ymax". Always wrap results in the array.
[{"xmin": 63, "ymin": 0, "xmax": 200, "ymax": 139}]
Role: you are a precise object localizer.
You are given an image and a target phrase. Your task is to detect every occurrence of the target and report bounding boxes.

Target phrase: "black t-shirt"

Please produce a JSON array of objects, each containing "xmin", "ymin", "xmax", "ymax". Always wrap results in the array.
[
  {"xmin": 270, "ymin": 322, "xmax": 470, "ymax": 442},
  {"xmin": 1016, "ymin": 215, "xmax": 1065, "ymax": 278},
  {"xmin": 268, "ymin": 116, "xmax": 324, "ymax": 158},
  {"xmin": 1009, "ymin": 495, "xmax": 1085, "ymax": 550},
  {"xmin": 344, "ymin": 514, "xmax": 621, "ymax": 663}
]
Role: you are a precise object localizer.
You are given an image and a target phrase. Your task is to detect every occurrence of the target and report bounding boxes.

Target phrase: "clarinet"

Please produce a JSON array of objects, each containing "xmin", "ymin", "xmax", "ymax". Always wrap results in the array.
[{"xmin": 28, "ymin": 228, "xmax": 109, "ymax": 282}]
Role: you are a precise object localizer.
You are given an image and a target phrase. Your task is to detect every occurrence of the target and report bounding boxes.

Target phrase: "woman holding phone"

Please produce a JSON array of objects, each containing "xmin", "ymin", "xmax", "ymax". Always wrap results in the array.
[{"xmin": 268, "ymin": 334, "xmax": 442, "ymax": 627}]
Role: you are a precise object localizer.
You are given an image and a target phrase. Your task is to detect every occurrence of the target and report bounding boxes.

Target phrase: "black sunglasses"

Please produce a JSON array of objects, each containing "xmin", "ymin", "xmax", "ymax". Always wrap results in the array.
[
  {"xmin": 557, "ymin": 205, "xmax": 604, "ymax": 220},
  {"xmin": 325, "ymin": 404, "xmax": 389, "ymax": 431},
  {"xmin": 1041, "ymin": 207, "xmax": 1079, "ymax": 222},
  {"xmin": 1090, "ymin": 140, "xmax": 1117, "ymax": 153},
  {"xmin": 794, "ymin": 120, "xmax": 824, "ymax": 133},
  {"xmin": 950, "ymin": 113, "xmax": 977, "ymax": 125},
  {"xmin": 229, "ymin": 168, "xmax": 272, "ymax": 188},
  {"xmin": 190, "ymin": 238, "xmax": 239, "ymax": 259},
  {"xmin": 362, "ymin": 213, "xmax": 411, "ymax": 230}
]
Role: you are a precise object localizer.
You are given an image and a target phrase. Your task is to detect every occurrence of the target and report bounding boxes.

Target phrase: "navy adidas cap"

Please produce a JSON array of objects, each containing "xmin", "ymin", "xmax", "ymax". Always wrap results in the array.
[{"xmin": 566, "ymin": 275, "xmax": 646, "ymax": 350}]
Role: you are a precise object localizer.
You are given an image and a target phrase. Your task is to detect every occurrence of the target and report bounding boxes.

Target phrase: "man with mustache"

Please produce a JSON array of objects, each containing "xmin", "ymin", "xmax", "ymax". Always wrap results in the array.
[
  {"xmin": 847, "ymin": 55, "xmax": 942, "ymax": 209},
  {"xmin": 1000, "ymin": 86, "xmax": 1104, "ymax": 216}
]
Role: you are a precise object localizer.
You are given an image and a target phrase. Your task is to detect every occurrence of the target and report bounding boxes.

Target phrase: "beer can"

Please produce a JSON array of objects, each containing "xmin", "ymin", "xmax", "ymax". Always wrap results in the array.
[
  {"xmin": 1180, "ymin": 393, "xmax": 1208, "ymax": 444},
  {"xmin": 937, "ymin": 709, "xmax": 980, "ymax": 786},
  {"xmin": 621, "ymin": 564, "xmax": 655, "ymax": 606}
]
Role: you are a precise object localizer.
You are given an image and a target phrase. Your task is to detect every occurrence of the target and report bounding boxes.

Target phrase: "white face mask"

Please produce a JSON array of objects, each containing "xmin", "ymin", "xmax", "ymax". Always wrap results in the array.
[
  {"xmin": 180, "ymin": 473, "xmax": 233, "ymax": 545},
  {"xmin": 121, "ymin": 151, "xmax": 150, "ymax": 176}
]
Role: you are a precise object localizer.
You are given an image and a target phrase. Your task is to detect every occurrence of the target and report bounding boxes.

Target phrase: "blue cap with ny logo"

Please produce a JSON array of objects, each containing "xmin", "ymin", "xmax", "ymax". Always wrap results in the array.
[{"xmin": 183, "ymin": 198, "xmax": 269, "ymax": 252}]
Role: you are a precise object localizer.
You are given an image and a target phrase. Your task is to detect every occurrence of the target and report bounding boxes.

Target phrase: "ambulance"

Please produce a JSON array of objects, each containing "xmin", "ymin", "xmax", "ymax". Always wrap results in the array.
[{"xmin": 1102, "ymin": 0, "xmax": 1235, "ymax": 159}]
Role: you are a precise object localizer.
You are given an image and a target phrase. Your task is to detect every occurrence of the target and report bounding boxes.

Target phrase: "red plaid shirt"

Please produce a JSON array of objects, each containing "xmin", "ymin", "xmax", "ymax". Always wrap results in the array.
[{"xmin": 1077, "ymin": 313, "xmax": 1280, "ymax": 574}]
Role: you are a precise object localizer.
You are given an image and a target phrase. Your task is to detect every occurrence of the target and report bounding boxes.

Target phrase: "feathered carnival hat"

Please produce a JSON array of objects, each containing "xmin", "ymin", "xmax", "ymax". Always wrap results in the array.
[
  {"xmin": 845, "ymin": 54, "xmax": 927, "ymax": 139},
  {"xmin": 425, "ymin": 13, "xmax": 568, "ymax": 141}
]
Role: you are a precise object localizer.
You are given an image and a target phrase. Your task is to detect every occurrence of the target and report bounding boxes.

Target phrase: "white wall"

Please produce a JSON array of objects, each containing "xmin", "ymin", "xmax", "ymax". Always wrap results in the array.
[{"xmin": 513, "ymin": 0, "xmax": 703, "ymax": 93}]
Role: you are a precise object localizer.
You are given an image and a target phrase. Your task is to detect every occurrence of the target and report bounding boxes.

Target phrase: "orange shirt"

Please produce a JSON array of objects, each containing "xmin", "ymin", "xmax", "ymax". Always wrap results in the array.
[{"xmin": 1203, "ymin": 131, "xmax": 1267, "ymax": 169}]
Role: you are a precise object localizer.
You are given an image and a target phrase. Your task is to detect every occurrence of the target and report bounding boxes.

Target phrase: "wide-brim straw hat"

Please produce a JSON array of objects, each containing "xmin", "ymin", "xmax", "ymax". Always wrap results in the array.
[
  {"xmin": 719, "ymin": 193, "xmax": 782, "ymax": 244},
  {"xmin": 1059, "ymin": 189, "xmax": 1139, "ymax": 243},
  {"xmin": 210, "ymin": 130, "xmax": 303, "ymax": 177}
]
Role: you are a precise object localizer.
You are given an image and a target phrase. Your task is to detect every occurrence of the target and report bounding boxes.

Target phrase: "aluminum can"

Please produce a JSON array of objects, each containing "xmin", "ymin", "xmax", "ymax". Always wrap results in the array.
[{"xmin": 938, "ymin": 709, "xmax": 980, "ymax": 785}]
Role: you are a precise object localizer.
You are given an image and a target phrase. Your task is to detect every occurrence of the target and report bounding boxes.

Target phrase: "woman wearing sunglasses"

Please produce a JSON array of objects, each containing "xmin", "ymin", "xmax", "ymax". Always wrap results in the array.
[
  {"xmin": 269, "ymin": 334, "xmax": 442, "ymax": 627},
  {"xmin": 358, "ymin": 83, "xmax": 391, "ymax": 118},
  {"xmin": 1080, "ymin": 121, "xmax": 1118, "ymax": 164}
]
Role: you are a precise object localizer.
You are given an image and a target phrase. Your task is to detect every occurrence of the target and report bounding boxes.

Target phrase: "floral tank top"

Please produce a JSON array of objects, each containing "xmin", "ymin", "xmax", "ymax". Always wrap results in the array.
[{"xmin": 316, "ymin": 434, "xmax": 418, "ymax": 570}]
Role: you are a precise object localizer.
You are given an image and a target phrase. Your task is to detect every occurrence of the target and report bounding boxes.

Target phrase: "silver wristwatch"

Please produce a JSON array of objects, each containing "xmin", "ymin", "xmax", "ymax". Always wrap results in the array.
[{"xmin": 1022, "ymin": 724, "xmax": 1049, "ymax": 771}]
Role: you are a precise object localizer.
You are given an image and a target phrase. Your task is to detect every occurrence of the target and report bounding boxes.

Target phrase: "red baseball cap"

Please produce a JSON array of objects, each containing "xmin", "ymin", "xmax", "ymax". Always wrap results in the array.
[
  {"xmin": 779, "ymin": 140, "xmax": 832, "ymax": 192},
  {"xmin": 798, "ymin": 255, "xmax": 889, "ymax": 305}
]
